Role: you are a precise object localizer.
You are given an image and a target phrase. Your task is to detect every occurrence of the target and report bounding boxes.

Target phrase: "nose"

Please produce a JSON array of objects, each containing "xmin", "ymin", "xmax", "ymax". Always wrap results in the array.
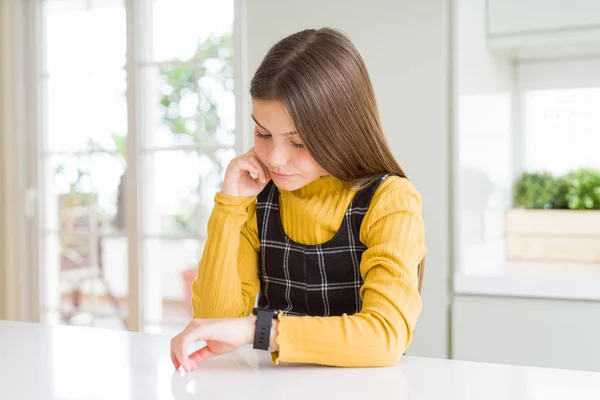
[{"xmin": 267, "ymin": 144, "xmax": 290, "ymax": 168}]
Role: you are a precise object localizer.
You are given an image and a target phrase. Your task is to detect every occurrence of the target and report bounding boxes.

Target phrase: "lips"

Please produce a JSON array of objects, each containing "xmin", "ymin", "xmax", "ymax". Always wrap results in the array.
[{"xmin": 271, "ymin": 171, "xmax": 293, "ymax": 178}]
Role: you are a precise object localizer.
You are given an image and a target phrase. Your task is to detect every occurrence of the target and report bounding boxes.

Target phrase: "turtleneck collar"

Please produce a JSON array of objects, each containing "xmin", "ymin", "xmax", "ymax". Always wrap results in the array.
[{"xmin": 281, "ymin": 175, "xmax": 349, "ymax": 198}]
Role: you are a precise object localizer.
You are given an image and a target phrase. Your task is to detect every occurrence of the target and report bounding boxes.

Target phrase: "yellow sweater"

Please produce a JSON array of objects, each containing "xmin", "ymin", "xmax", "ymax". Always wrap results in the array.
[{"xmin": 192, "ymin": 175, "xmax": 426, "ymax": 367}]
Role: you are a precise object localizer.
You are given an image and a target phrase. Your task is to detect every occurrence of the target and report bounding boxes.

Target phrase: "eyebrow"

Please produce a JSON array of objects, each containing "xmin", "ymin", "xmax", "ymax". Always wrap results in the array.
[{"xmin": 251, "ymin": 115, "xmax": 297, "ymax": 136}]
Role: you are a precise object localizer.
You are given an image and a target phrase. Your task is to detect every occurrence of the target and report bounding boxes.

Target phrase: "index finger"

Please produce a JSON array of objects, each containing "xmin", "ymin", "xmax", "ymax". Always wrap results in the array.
[
  {"xmin": 171, "ymin": 334, "xmax": 193, "ymax": 372},
  {"xmin": 172, "ymin": 323, "xmax": 209, "ymax": 372},
  {"xmin": 170, "ymin": 349, "xmax": 181, "ymax": 371}
]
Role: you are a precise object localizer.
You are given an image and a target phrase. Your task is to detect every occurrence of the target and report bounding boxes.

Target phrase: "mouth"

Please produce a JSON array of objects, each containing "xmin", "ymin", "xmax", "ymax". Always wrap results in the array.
[{"xmin": 271, "ymin": 171, "xmax": 294, "ymax": 178}]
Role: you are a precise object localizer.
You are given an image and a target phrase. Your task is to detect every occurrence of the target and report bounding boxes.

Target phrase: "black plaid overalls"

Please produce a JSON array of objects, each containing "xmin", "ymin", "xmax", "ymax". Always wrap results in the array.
[{"xmin": 255, "ymin": 174, "xmax": 391, "ymax": 316}]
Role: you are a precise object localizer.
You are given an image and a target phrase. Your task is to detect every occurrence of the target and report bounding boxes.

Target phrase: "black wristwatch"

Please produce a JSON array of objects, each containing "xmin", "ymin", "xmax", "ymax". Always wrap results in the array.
[{"xmin": 252, "ymin": 307, "xmax": 278, "ymax": 351}]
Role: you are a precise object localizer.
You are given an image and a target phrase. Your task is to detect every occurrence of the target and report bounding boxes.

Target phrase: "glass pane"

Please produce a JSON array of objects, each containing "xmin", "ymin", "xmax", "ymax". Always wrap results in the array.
[
  {"xmin": 42, "ymin": 0, "xmax": 126, "ymax": 152},
  {"xmin": 138, "ymin": 0, "xmax": 234, "ymax": 149},
  {"xmin": 524, "ymin": 88, "xmax": 600, "ymax": 175},
  {"xmin": 150, "ymin": 0, "xmax": 234, "ymax": 63},
  {"xmin": 142, "ymin": 149, "xmax": 235, "ymax": 237},
  {"xmin": 457, "ymin": 93, "xmax": 512, "ymax": 273},
  {"xmin": 43, "ymin": 0, "xmax": 126, "ymax": 75},
  {"xmin": 42, "ymin": 152, "xmax": 128, "ymax": 330},
  {"xmin": 41, "ymin": 0, "xmax": 128, "ymax": 331},
  {"xmin": 136, "ymin": 0, "xmax": 236, "ymax": 335},
  {"xmin": 44, "ymin": 70, "xmax": 127, "ymax": 152},
  {"xmin": 142, "ymin": 239, "xmax": 202, "ymax": 335},
  {"xmin": 44, "ymin": 153, "xmax": 127, "ymax": 236},
  {"xmin": 41, "ymin": 233, "xmax": 128, "ymax": 330},
  {"xmin": 139, "ymin": 56, "xmax": 235, "ymax": 149}
]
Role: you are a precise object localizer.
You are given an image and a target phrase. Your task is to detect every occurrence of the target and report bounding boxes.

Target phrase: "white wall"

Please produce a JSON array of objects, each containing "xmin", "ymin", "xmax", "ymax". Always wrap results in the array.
[{"xmin": 244, "ymin": 0, "xmax": 451, "ymax": 358}]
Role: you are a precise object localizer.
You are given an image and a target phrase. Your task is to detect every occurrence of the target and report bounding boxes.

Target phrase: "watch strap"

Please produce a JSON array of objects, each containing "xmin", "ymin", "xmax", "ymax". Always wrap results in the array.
[{"xmin": 253, "ymin": 309, "xmax": 275, "ymax": 351}]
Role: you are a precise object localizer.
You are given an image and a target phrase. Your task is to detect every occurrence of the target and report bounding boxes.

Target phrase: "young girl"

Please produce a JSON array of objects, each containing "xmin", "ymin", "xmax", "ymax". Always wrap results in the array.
[{"xmin": 170, "ymin": 27, "xmax": 426, "ymax": 370}]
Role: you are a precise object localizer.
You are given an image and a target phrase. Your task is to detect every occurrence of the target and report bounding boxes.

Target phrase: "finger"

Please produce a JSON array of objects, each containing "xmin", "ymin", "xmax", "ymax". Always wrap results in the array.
[
  {"xmin": 244, "ymin": 154, "xmax": 270, "ymax": 183},
  {"xmin": 236, "ymin": 159, "xmax": 259, "ymax": 176},
  {"xmin": 189, "ymin": 345, "xmax": 218, "ymax": 364},
  {"xmin": 246, "ymin": 158, "xmax": 269, "ymax": 183},
  {"xmin": 178, "ymin": 322, "xmax": 213, "ymax": 372},
  {"xmin": 254, "ymin": 156, "xmax": 271, "ymax": 179},
  {"xmin": 242, "ymin": 148, "xmax": 268, "ymax": 179},
  {"xmin": 171, "ymin": 337, "xmax": 187, "ymax": 372},
  {"xmin": 253, "ymin": 158, "xmax": 271, "ymax": 183},
  {"xmin": 172, "ymin": 334, "xmax": 195, "ymax": 373},
  {"xmin": 240, "ymin": 159, "xmax": 268, "ymax": 185},
  {"xmin": 170, "ymin": 349, "xmax": 181, "ymax": 371}
]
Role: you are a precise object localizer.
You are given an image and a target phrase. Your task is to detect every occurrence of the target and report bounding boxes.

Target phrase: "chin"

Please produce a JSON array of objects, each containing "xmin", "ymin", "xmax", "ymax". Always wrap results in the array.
[{"xmin": 271, "ymin": 176, "xmax": 305, "ymax": 191}]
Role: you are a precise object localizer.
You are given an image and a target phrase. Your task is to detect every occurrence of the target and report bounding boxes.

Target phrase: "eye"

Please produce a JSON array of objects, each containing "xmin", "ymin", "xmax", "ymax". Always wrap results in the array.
[
  {"xmin": 254, "ymin": 130, "xmax": 271, "ymax": 139},
  {"xmin": 291, "ymin": 142, "xmax": 305, "ymax": 149}
]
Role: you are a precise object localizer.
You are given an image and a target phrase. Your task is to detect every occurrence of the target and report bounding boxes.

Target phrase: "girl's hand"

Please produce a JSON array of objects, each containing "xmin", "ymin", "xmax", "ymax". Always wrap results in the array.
[
  {"xmin": 221, "ymin": 148, "xmax": 271, "ymax": 197},
  {"xmin": 170, "ymin": 318, "xmax": 255, "ymax": 372}
]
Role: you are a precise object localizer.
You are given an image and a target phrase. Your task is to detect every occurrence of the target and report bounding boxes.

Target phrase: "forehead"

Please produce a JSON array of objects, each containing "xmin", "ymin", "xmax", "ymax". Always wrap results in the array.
[{"xmin": 251, "ymin": 99, "xmax": 297, "ymax": 134}]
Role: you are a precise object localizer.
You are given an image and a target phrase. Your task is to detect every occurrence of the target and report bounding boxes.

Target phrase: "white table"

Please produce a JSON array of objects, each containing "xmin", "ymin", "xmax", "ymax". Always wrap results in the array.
[{"xmin": 2, "ymin": 320, "xmax": 600, "ymax": 399}]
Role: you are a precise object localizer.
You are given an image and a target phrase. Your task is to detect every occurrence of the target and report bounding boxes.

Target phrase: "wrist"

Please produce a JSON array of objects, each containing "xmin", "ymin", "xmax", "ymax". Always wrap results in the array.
[
  {"xmin": 246, "ymin": 314, "xmax": 279, "ymax": 350},
  {"xmin": 220, "ymin": 189, "xmax": 238, "ymax": 197},
  {"xmin": 214, "ymin": 192, "xmax": 255, "ymax": 208},
  {"xmin": 220, "ymin": 180, "xmax": 240, "ymax": 197},
  {"xmin": 269, "ymin": 318, "xmax": 279, "ymax": 351},
  {"xmin": 245, "ymin": 315, "xmax": 258, "ymax": 345}
]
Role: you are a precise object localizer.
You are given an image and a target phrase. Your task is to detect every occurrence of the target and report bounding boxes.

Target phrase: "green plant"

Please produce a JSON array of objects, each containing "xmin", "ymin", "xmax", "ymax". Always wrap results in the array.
[
  {"xmin": 160, "ymin": 33, "xmax": 233, "ymax": 146},
  {"xmin": 512, "ymin": 171, "xmax": 568, "ymax": 209},
  {"xmin": 513, "ymin": 168, "xmax": 600, "ymax": 210},
  {"xmin": 563, "ymin": 169, "xmax": 600, "ymax": 210}
]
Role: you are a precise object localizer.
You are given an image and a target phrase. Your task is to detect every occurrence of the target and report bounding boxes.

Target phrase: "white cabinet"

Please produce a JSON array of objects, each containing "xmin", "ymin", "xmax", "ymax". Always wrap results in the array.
[
  {"xmin": 452, "ymin": 295, "xmax": 600, "ymax": 372},
  {"xmin": 488, "ymin": 0, "xmax": 600, "ymax": 36},
  {"xmin": 486, "ymin": 0, "xmax": 600, "ymax": 59}
]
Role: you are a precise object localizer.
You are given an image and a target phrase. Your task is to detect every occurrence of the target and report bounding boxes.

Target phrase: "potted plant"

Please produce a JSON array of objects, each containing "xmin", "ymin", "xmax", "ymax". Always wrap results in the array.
[{"xmin": 506, "ymin": 169, "xmax": 600, "ymax": 263}]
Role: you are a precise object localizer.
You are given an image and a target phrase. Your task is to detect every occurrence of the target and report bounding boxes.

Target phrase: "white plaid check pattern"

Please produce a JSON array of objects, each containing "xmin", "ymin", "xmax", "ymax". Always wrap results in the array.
[{"xmin": 256, "ymin": 174, "xmax": 391, "ymax": 317}]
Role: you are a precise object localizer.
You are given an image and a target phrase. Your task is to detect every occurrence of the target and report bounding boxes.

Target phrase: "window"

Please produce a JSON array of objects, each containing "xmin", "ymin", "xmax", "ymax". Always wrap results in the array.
[
  {"xmin": 39, "ymin": 0, "xmax": 235, "ymax": 334},
  {"xmin": 523, "ymin": 88, "xmax": 600, "ymax": 175},
  {"xmin": 455, "ymin": 56, "xmax": 600, "ymax": 281}
]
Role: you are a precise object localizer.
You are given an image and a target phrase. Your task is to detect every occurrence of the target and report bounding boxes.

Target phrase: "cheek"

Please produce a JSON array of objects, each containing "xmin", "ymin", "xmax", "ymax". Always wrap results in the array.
[
  {"xmin": 295, "ymin": 152, "xmax": 324, "ymax": 175},
  {"xmin": 253, "ymin": 138, "xmax": 269, "ymax": 163}
]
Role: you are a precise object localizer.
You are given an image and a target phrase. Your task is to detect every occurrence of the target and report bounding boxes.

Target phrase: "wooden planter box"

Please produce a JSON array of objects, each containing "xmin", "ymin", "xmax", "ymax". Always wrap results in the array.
[{"xmin": 505, "ymin": 209, "xmax": 600, "ymax": 263}]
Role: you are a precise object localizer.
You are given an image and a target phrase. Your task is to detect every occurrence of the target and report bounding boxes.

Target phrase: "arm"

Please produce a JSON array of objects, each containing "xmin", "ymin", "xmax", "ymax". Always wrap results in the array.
[
  {"xmin": 270, "ymin": 180, "xmax": 426, "ymax": 367},
  {"xmin": 171, "ymin": 179, "xmax": 425, "ymax": 372},
  {"xmin": 191, "ymin": 192, "xmax": 261, "ymax": 319}
]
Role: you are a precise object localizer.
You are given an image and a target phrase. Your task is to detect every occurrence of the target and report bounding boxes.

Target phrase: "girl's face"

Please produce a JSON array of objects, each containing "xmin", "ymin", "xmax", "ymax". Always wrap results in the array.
[{"xmin": 252, "ymin": 99, "xmax": 329, "ymax": 191}]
